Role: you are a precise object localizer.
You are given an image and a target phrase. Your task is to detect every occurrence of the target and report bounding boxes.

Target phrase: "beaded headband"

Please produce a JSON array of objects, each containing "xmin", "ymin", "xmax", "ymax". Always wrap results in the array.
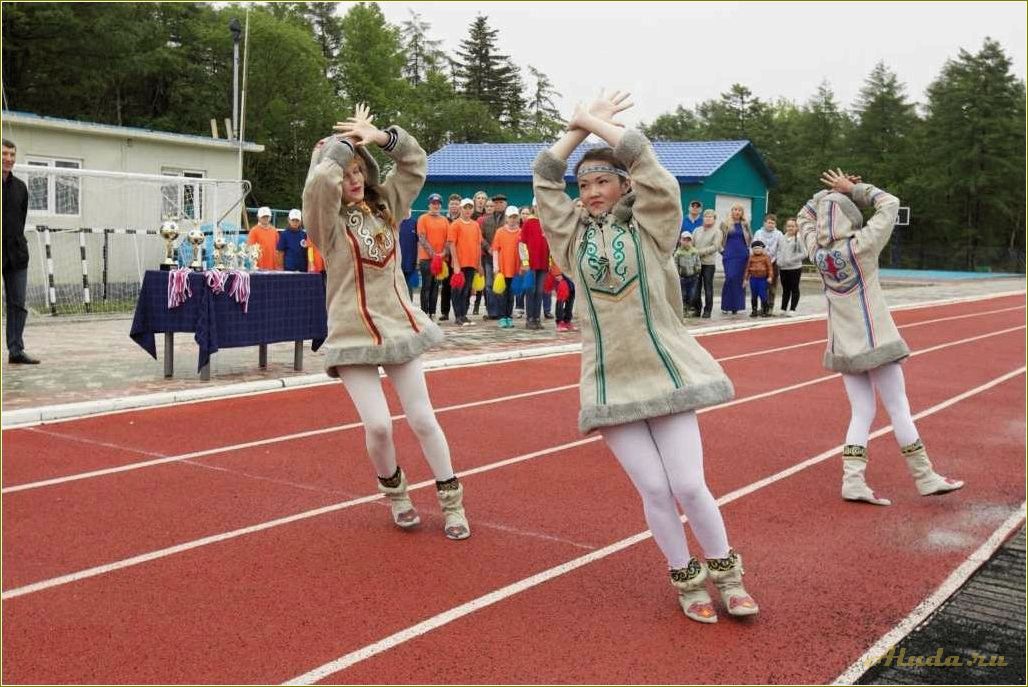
[{"xmin": 576, "ymin": 163, "xmax": 629, "ymax": 180}]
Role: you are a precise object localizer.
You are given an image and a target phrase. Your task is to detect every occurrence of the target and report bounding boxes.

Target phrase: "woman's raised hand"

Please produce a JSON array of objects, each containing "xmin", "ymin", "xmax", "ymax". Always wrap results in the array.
[
  {"xmin": 588, "ymin": 89, "xmax": 634, "ymax": 125},
  {"xmin": 333, "ymin": 103, "xmax": 382, "ymax": 146},
  {"xmin": 820, "ymin": 168, "xmax": 857, "ymax": 194}
]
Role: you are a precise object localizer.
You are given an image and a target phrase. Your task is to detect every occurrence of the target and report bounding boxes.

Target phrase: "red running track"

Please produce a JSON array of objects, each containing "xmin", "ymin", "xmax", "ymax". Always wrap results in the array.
[{"xmin": 1, "ymin": 293, "xmax": 1025, "ymax": 684}]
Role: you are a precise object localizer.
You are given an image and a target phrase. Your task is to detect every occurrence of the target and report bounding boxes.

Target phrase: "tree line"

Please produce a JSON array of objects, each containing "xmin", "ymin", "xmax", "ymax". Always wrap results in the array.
[
  {"xmin": 3, "ymin": 3, "xmax": 1024, "ymax": 271},
  {"xmin": 642, "ymin": 41, "xmax": 1025, "ymax": 272}
]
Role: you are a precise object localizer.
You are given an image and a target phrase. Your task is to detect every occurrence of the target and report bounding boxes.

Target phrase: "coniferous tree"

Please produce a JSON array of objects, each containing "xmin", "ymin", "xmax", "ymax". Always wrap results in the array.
[
  {"xmin": 848, "ymin": 62, "xmax": 918, "ymax": 195},
  {"xmin": 921, "ymin": 38, "xmax": 1026, "ymax": 268},
  {"xmin": 399, "ymin": 9, "xmax": 445, "ymax": 86},
  {"xmin": 451, "ymin": 14, "xmax": 513, "ymax": 119},
  {"xmin": 526, "ymin": 65, "xmax": 564, "ymax": 141}
]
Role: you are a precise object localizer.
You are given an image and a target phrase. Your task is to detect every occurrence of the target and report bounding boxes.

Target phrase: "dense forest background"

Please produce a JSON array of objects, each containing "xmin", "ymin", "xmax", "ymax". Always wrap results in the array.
[{"xmin": 4, "ymin": 2, "xmax": 1024, "ymax": 271}]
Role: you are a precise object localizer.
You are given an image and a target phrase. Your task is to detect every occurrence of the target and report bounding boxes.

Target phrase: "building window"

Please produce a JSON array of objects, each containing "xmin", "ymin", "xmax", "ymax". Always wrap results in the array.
[
  {"xmin": 161, "ymin": 168, "xmax": 205, "ymax": 221},
  {"xmin": 25, "ymin": 157, "xmax": 82, "ymax": 216}
]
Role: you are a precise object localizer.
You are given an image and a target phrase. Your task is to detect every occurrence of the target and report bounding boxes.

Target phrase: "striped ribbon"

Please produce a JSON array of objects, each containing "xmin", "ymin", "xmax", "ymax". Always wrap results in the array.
[
  {"xmin": 227, "ymin": 270, "xmax": 251, "ymax": 313},
  {"xmin": 167, "ymin": 268, "xmax": 193, "ymax": 309}
]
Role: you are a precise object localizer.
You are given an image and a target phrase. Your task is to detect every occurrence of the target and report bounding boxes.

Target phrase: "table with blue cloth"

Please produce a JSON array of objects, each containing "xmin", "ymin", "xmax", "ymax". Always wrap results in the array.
[{"xmin": 130, "ymin": 270, "xmax": 327, "ymax": 379}]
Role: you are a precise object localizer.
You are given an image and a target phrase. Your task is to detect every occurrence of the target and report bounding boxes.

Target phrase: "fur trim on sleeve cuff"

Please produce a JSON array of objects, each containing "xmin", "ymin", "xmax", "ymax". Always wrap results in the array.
[
  {"xmin": 613, "ymin": 129, "xmax": 649, "ymax": 168},
  {"xmin": 533, "ymin": 149, "xmax": 568, "ymax": 182},
  {"xmin": 850, "ymin": 183, "xmax": 877, "ymax": 209},
  {"xmin": 322, "ymin": 137, "xmax": 355, "ymax": 170}
]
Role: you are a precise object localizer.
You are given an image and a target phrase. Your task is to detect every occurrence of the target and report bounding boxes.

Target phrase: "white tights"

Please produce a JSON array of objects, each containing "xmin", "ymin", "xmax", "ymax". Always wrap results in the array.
[
  {"xmin": 336, "ymin": 358, "xmax": 456, "ymax": 482},
  {"xmin": 602, "ymin": 411, "xmax": 730, "ymax": 569},
  {"xmin": 842, "ymin": 362, "xmax": 919, "ymax": 448}
]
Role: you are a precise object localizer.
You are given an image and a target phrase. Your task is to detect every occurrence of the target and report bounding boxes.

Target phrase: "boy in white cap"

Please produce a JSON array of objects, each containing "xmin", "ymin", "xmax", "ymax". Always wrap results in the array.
[
  {"xmin": 247, "ymin": 206, "xmax": 281, "ymax": 270},
  {"xmin": 277, "ymin": 208, "xmax": 309, "ymax": 272}
]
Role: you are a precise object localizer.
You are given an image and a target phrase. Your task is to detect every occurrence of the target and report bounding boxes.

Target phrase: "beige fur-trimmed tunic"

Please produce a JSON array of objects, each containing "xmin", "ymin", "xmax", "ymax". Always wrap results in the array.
[
  {"xmin": 303, "ymin": 126, "xmax": 442, "ymax": 375},
  {"xmin": 797, "ymin": 183, "xmax": 908, "ymax": 374},
  {"xmin": 533, "ymin": 129, "xmax": 735, "ymax": 433}
]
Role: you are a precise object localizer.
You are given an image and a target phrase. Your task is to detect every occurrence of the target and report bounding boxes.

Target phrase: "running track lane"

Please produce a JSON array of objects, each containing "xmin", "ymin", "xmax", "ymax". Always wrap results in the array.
[
  {"xmin": 318, "ymin": 372, "xmax": 1025, "ymax": 685},
  {"xmin": 4, "ymin": 310, "xmax": 1023, "ymax": 682},
  {"xmin": 4, "ymin": 299, "xmax": 1021, "ymax": 489},
  {"xmin": 2, "ymin": 311, "xmax": 1021, "ymax": 587},
  {"xmin": 2, "ymin": 294, "xmax": 1022, "ymax": 484}
]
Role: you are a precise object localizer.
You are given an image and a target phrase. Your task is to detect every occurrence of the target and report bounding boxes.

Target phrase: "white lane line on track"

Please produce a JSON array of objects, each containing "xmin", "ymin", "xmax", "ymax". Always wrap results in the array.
[
  {"xmin": 282, "ymin": 367, "xmax": 1027, "ymax": 685},
  {"xmin": 3, "ymin": 291, "xmax": 1021, "ymax": 432},
  {"xmin": 2, "ymin": 330, "xmax": 1022, "ymax": 601},
  {"xmin": 5, "ymin": 304, "xmax": 1023, "ymax": 495},
  {"xmin": 832, "ymin": 503, "xmax": 1027, "ymax": 685},
  {"xmin": 716, "ymin": 304, "xmax": 1024, "ymax": 362}
]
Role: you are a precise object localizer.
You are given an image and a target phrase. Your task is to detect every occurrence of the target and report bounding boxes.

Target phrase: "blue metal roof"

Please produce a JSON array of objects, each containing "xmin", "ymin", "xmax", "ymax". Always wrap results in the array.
[{"xmin": 426, "ymin": 139, "xmax": 774, "ymax": 185}]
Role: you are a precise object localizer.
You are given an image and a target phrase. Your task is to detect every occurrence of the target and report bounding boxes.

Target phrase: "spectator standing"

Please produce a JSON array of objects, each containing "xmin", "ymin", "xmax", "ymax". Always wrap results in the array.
[
  {"xmin": 479, "ymin": 194, "xmax": 508, "ymax": 320},
  {"xmin": 674, "ymin": 232, "xmax": 702, "ymax": 316},
  {"xmin": 519, "ymin": 215, "xmax": 551, "ymax": 330},
  {"xmin": 2, "ymin": 138, "xmax": 39, "ymax": 364},
  {"xmin": 681, "ymin": 199, "xmax": 704, "ymax": 233},
  {"xmin": 753, "ymin": 213, "xmax": 784, "ymax": 313},
  {"xmin": 399, "ymin": 209, "xmax": 419, "ymax": 299},
  {"xmin": 247, "ymin": 206, "xmax": 282, "ymax": 270},
  {"xmin": 447, "ymin": 198, "xmax": 483, "ymax": 326},
  {"xmin": 416, "ymin": 193, "xmax": 451, "ymax": 319},
  {"xmin": 552, "ymin": 263, "xmax": 576, "ymax": 332},
  {"xmin": 491, "ymin": 205, "xmax": 522, "ymax": 329},
  {"xmin": 719, "ymin": 205, "xmax": 751, "ymax": 315},
  {"xmin": 744, "ymin": 240, "xmax": 774, "ymax": 317},
  {"xmin": 690, "ymin": 209, "xmax": 722, "ymax": 318},
  {"xmin": 276, "ymin": 209, "xmax": 310, "ymax": 272},
  {"xmin": 471, "ymin": 191, "xmax": 489, "ymax": 220},
  {"xmin": 776, "ymin": 217, "xmax": 805, "ymax": 316}
]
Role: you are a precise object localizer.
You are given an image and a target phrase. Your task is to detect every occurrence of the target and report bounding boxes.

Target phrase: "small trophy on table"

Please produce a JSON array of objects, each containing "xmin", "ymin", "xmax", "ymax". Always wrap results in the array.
[
  {"xmin": 159, "ymin": 220, "xmax": 180, "ymax": 271},
  {"xmin": 213, "ymin": 234, "xmax": 229, "ymax": 271},
  {"xmin": 187, "ymin": 229, "xmax": 206, "ymax": 271}
]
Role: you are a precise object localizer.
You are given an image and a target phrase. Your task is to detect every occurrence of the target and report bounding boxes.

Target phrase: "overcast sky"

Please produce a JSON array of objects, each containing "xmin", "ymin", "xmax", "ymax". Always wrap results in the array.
[{"xmin": 339, "ymin": 1, "xmax": 1026, "ymax": 125}]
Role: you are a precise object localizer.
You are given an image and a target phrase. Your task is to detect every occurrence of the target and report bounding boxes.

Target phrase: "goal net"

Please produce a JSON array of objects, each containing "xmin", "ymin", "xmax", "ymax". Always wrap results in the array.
[{"xmin": 8, "ymin": 165, "xmax": 251, "ymax": 316}]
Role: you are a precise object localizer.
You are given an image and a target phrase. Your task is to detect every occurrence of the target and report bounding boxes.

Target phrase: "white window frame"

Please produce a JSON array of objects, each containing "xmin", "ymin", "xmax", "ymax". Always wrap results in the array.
[
  {"xmin": 160, "ymin": 167, "xmax": 206, "ymax": 221},
  {"xmin": 25, "ymin": 156, "xmax": 82, "ymax": 217}
]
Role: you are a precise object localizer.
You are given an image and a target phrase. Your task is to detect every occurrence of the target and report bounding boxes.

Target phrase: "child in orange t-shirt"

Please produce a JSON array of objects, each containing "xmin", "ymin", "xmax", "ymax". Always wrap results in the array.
[
  {"xmin": 490, "ymin": 206, "xmax": 524, "ymax": 328},
  {"xmin": 447, "ymin": 198, "xmax": 484, "ymax": 326},
  {"xmin": 247, "ymin": 206, "xmax": 281, "ymax": 270},
  {"xmin": 416, "ymin": 193, "xmax": 453, "ymax": 320}
]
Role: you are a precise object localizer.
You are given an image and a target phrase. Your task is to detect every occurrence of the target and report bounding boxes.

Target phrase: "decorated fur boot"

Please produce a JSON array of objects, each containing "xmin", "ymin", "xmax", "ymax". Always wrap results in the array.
[
  {"xmin": 670, "ymin": 558, "xmax": 717, "ymax": 624},
  {"xmin": 377, "ymin": 467, "xmax": 421, "ymax": 529},
  {"xmin": 435, "ymin": 477, "xmax": 471, "ymax": 540},
  {"xmin": 901, "ymin": 439, "xmax": 965, "ymax": 496},
  {"xmin": 841, "ymin": 445, "xmax": 892, "ymax": 506},
  {"xmin": 706, "ymin": 549, "xmax": 759, "ymax": 617}
]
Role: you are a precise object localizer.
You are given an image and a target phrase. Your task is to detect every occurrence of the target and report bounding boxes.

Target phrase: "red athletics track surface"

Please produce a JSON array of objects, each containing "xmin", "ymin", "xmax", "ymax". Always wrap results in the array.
[{"xmin": 1, "ymin": 293, "xmax": 1025, "ymax": 684}]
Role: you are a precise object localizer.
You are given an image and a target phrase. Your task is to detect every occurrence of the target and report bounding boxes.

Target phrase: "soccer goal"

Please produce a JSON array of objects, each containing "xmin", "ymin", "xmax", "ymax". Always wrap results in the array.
[{"xmin": 11, "ymin": 165, "xmax": 251, "ymax": 316}]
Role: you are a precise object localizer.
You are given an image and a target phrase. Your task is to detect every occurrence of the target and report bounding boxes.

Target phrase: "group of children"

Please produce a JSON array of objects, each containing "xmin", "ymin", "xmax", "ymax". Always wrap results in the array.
[
  {"xmin": 301, "ymin": 97, "xmax": 965, "ymax": 630},
  {"xmin": 674, "ymin": 213, "xmax": 807, "ymax": 318},
  {"xmin": 244, "ymin": 205, "xmax": 325, "ymax": 273},
  {"xmin": 413, "ymin": 193, "xmax": 577, "ymax": 331}
]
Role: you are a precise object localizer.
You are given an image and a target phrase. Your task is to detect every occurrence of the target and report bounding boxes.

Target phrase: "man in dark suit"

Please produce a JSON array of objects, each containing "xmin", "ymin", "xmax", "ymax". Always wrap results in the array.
[{"xmin": 2, "ymin": 138, "xmax": 40, "ymax": 364}]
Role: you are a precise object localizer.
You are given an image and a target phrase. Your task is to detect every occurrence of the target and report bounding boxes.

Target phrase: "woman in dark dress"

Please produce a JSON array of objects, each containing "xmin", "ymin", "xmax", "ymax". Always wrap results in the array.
[{"xmin": 719, "ymin": 204, "xmax": 751, "ymax": 315}]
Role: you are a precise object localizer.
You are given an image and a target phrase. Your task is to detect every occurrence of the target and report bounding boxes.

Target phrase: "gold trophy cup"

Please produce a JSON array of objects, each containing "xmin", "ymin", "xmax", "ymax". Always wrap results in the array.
[
  {"xmin": 159, "ymin": 221, "xmax": 180, "ymax": 271},
  {"xmin": 187, "ymin": 229, "xmax": 206, "ymax": 271}
]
